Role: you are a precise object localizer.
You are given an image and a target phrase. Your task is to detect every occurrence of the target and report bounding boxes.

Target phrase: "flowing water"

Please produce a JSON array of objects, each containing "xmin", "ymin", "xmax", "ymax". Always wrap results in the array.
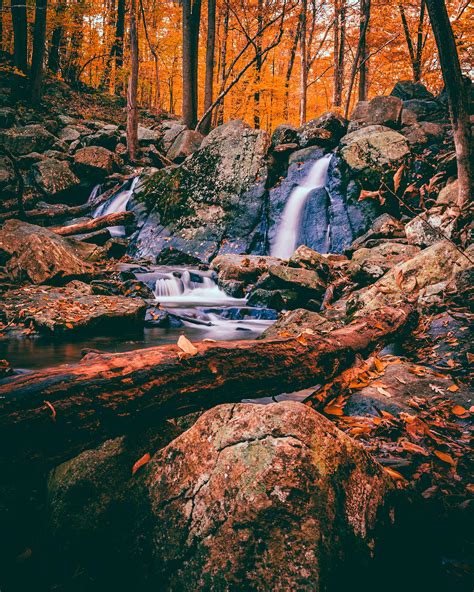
[
  {"xmin": 93, "ymin": 177, "xmax": 139, "ymax": 236},
  {"xmin": 271, "ymin": 154, "xmax": 332, "ymax": 259}
]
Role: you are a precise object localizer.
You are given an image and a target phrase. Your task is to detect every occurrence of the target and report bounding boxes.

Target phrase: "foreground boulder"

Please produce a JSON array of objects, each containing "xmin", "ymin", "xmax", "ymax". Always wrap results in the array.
[
  {"xmin": 0, "ymin": 282, "xmax": 147, "ymax": 334},
  {"xmin": 130, "ymin": 120, "xmax": 270, "ymax": 263},
  {"xmin": 0, "ymin": 219, "xmax": 96, "ymax": 284},
  {"xmin": 73, "ymin": 146, "xmax": 117, "ymax": 179},
  {"xmin": 32, "ymin": 158, "xmax": 81, "ymax": 198}
]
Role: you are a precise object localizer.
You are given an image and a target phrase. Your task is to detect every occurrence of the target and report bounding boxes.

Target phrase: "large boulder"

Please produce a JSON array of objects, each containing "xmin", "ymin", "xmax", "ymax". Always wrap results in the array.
[
  {"xmin": 390, "ymin": 81, "xmax": 435, "ymax": 101},
  {"xmin": 167, "ymin": 129, "xmax": 203, "ymax": 163},
  {"xmin": 402, "ymin": 121, "xmax": 446, "ymax": 148},
  {"xmin": 260, "ymin": 308, "xmax": 340, "ymax": 339},
  {"xmin": 73, "ymin": 146, "xmax": 117, "ymax": 179},
  {"xmin": 401, "ymin": 99, "xmax": 445, "ymax": 124},
  {"xmin": 347, "ymin": 242, "xmax": 420, "ymax": 285},
  {"xmin": 137, "ymin": 125, "xmax": 161, "ymax": 146},
  {"xmin": 268, "ymin": 264, "xmax": 326, "ymax": 294},
  {"xmin": 129, "ymin": 120, "xmax": 270, "ymax": 263},
  {"xmin": 339, "ymin": 125, "xmax": 410, "ymax": 186},
  {"xmin": 350, "ymin": 96, "xmax": 403, "ymax": 130},
  {"xmin": 404, "ymin": 212, "xmax": 453, "ymax": 247},
  {"xmin": 348, "ymin": 213, "xmax": 406, "ymax": 252},
  {"xmin": 271, "ymin": 123, "xmax": 299, "ymax": 148},
  {"xmin": 0, "ymin": 124, "xmax": 56, "ymax": 155},
  {"xmin": 0, "ymin": 219, "xmax": 96, "ymax": 284},
  {"xmin": 0, "ymin": 155, "xmax": 17, "ymax": 197},
  {"xmin": 130, "ymin": 402, "xmax": 393, "ymax": 590},
  {"xmin": 1, "ymin": 282, "xmax": 147, "ymax": 334},
  {"xmin": 160, "ymin": 122, "xmax": 187, "ymax": 153},
  {"xmin": 210, "ymin": 254, "xmax": 281, "ymax": 282},
  {"xmin": 32, "ymin": 158, "xmax": 81, "ymax": 197},
  {"xmin": 298, "ymin": 112, "xmax": 347, "ymax": 148},
  {"xmin": 345, "ymin": 240, "xmax": 471, "ymax": 316}
]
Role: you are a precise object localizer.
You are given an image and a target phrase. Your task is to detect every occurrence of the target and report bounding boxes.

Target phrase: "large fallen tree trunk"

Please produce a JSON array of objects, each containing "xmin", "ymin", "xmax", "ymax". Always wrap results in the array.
[
  {"xmin": 51, "ymin": 210, "xmax": 134, "ymax": 236},
  {"xmin": 0, "ymin": 305, "xmax": 414, "ymax": 475}
]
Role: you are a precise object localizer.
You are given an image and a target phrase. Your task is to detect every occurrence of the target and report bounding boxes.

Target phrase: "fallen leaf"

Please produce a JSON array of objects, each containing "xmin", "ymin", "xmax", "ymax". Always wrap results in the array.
[
  {"xmin": 451, "ymin": 404, "xmax": 469, "ymax": 417},
  {"xmin": 393, "ymin": 164, "xmax": 405, "ymax": 193},
  {"xmin": 433, "ymin": 450, "xmax": 456, "ymax": 466},
  {"xmin": 132, "ymin": 452, "xmax": 151, "ymax": 475},
  {"xmin": 359, "ymin": 189, "xmax": 380, "ymax": 201},
  {"xmin": 324, "ymin": 405, "xmax": 344, "ymax": 416},
  {"xmin": 177, "ymin": 335, "xmax": 198, "ymax": 356},
  {"xmin": 376, "ymin": 386, "xmax": 392, "ymax": 398},
  {"xmin": 44, "ymin": 400, "xmax": 57, "ymax": 421},
  {"xmin": 447, "ymin": 384, "xmax": 459, "ymax": 392},
  {"xmin": 383, "ymin": 467, "xmax": 406, "ymax": 481}
]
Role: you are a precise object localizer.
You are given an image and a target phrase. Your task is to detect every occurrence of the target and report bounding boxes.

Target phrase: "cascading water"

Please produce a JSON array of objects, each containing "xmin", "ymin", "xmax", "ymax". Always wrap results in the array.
[
  {"xmin": 271, "ymin": 153, "xmax": 332, "ymax": 259},
  {"xmin": 92, "ymin": 177, "xmax": 139, "ymax": 236}
]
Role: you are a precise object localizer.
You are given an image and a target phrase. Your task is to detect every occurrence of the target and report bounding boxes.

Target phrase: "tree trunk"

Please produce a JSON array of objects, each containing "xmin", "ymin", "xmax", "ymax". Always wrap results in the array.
[
  {"xmin": 333, "ymin": 0, "xmax": 346, "ymax": 107},
  {"xmin": 215, "ymin": 3, "xmax": 229, "ymax": 127},
  {"xmin": 29, "ymin": 0, "xmax": 48, "ymax": 102},
  {"xmin": 48, "ymin": 0, "xmax": 66, "ymax": 75},
  {"xmin": 182, "ymin": 0, "xmax": 201, "ymax": 129},
  {"xmin": 126, "ymin": 0, "xmax": 139, "ymax": 162},
  {"xmin": 253, "ymin": 0, "xmax": 263, "ymax": 129},
  {"xmin": 344, "ymin": 0, "xmax": 371, "ymax": 118},
  {"xmin": 299, "ymin": 0, "xmax": 308, "ymax": 125},
  {"xmin": 66, "ymin": 0, "xmax": 85, "ymax": 85},
  {"xmin": 201, "ymin": 0, "xmax": 216, "ymax": 134},
  {"xmin": 358, "ymin": 0, "xmax": 370, "ymax": 101},
  {"xmin": 413, "ymin": 0, "xmax": 425, "ymax": 82},
  {"xmin": 51, "ymin": 210, "xmax": 134, "ymax": 236},
  {"xmin": 283, "ymin": 17, "xmax": 301, "ymax": 120},
  {"xmin": 425, "ymin": 0, "xmax": 472, "ymax": 209},
  {"xmin": 0, "ymin": 0, "xmax": 3, "ymax": 52},
  {"xmin": 11, "ymin": 0, "xmax": 28, "ymax": 73},
  {"xmin": 0, "ymin": 305, "xmax": 413, "ymax": 476}
]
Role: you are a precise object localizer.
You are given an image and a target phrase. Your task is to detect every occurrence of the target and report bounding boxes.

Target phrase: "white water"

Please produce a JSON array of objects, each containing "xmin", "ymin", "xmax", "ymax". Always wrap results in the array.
[
  {"xmin": 271, "ymin": 154, "xmax": 332, "ymax": 259},
  {"xmin": 93, "ymin": 177, "xmax": 139, "ymax": 236}
]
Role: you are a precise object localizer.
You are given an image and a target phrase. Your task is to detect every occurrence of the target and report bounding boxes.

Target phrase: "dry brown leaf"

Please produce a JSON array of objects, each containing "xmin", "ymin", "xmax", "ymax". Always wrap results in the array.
[
  {"xmin": 177, "ymin": 335, "xmax": 198, "ymax": 356},
  {"xmin": 44, "ymin": 400, "xmax": 57, "ymax": 421},
  {"xmin": 400, "ymin": 440, "xmax": 429, "ymax": 456},
  {"xmin": 383, "ymin": 466, "xmax": 406, "ymax": 481},
  {"xmin": 393, "ymin": 164, "xmax": 405, "ymax": 193},
  {"xmin": 132, "ymin": 452, "xmax": 151, "ymax": 475},
  {"xmin": 376, "ymin": 386, "xmax": 392, "ymax": 398},
  {"xmin": 359, "ymin": 189, "xmax": 380, "ymax": 201},
  {"xmin": 451, "ymin": 404, "xmax": 469, "ymax": 417},
  {"xmin": 447, "ymin": 384, "xmax": 459, "ymax": 392},
  {"xmin": 324, "ymin": 405, "xmax": 344, "ymax": 416}
]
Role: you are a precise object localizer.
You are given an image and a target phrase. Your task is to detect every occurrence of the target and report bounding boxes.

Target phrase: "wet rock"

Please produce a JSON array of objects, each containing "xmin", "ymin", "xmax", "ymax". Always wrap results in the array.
[
  {"xmin": 288, "ymin": 145, "xmax": 325, "ymax": 165},
  {"xmin": 339, "ymin": 125, "xmax": 410, "ymax": 186},
  {"xmin": 211, "ymin": 254, "xmax": 281, "ymax": 283},
  {"xmin": 130, "ymin": 120, "xmax": 270, "ymax": 263},
  {"xmin": 145, "ymin": 307, "xmax": 183, "ymax": 327},
  {"xmin": 32, "ymin": 158, "xmax": 81, "ymax": 197},
  {"xmin": 260, "ymin": 308, "xmax": 339, "ymax": 339},
  {"xmin": 345, "ymin": 358, "xmax": 471, "ymax": 417},
  {"xmin": 349, "ymin": 213, "xmax": 406, "ymax": 252},
  {"xmin": 246, "ymin": 287, "xmax": 300, "ymax": 310},
  {"xmin": 0, "ymin": 219, "xmax": 96, "ymax": 285},
  {"xmin": 345, "ymin": 240, "xmax": 471, "ymax": 316},
  {"xmin": 167, "ymin": 129, "xmax": 203, "ymax": 163},
  {"xmin": 0, "ymin": 359, "xmax": 14, "ymax": 379},
  {"xmin": 0, "ymin": 124, "xmax": 56, "ymax": 155},
  {"xmin": 268, "ymin": 264, "xmax": 326, "ymax": 294},
  {"xmin": 390, "ymin": 81, "xmax": 435, "ymax": 101},
  {"xmin": 217, "ymin": 279, "xmax": 246, "ymax": 298},
  {"xmin": 271, "ymin": 123, "xmax": 299, "ymax": 148},
  {"xmin": 348, "ymin": 243, "xmax": 420, "ymax": 285},
  {"xmin": 0, "ymin": 282, "xmax": 147, "ymax": 334},
  {"xmin": 129, "ymin": 402, "xmax": 393, "ymax": 590},
  {"xmin": 73, "ymin": 146, "xmax": 117, "ymax": 179},
  {"xmin": 298, "ymin": 111, "xmax": 347, "ymax": 148}
]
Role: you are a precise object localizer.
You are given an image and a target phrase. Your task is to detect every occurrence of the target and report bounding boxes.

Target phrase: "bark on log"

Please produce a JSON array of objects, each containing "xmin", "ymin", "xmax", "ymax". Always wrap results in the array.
[
  {"xmin": 0, "ymin": 305, "xmax": 414, "ymax": 475},
  {"xmin": 74, "ymin": 228, "xmax": 112, "ymax": 245},
  {"xmin": 51, "ymin": 211, "xmax": 134, "ymax": 236}
]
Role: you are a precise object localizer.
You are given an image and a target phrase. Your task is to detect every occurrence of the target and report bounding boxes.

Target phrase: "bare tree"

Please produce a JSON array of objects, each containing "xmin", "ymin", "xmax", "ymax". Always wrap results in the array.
[
  {"xmin": 11, "ymin": 0, "xmax": 28, "ymax": 73},
  {"xmin": 399, "ymin": 0, "xmax": 426, "ymax": 82},
  {"xmin": 48, "ymin": 0, "xmax": 66, "ymax": 74},
  {"xmin": 202, "ymin": 0, "xmax": 216, "ymax": 134},
  {"xmin": 358, "ymin": 0, "xmax": 370, "ymax": 101},
  {"xmin": 425, "ymin": 0, "xmax": 472, "ymax": 210},
  {"xmin": 30, "ymin": 0, "xmax": 48, "ymax": 101},
  {"xmin": 299, "ymin": 0, "xmax": 308, "ymax": 125},
  {"xmin": 283, "ymin": 16, "xmax": 301, "ymax": 120},
  {"xmin": 333, "ymin": 0, "xmax": 346, "ymax": 107},
  {"xmin": 127, "ymin": 0, "xmax": 139, "ymax": 162},
  {"xmin": 140, "ymin": 0, "xmax": 162, "ymax": 111},
  {"xmin": 214, "ymin": 3, "xmax": 230, "ymax": 126},
  {"xmin": 182, "ymin": 0, "xmax": 202, "ymax": 129},
  {"xmin": 344, "ymin": 0, "xmax": 371, "ymax": 118},
  {"xmin": 254, "ymin": 0, "xmax": 264, "ymax": 128}
]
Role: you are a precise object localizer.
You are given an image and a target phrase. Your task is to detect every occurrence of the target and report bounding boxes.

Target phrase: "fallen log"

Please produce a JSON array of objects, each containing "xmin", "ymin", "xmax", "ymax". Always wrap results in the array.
[
  {"xmin": 51, "ymin": 210, "xmax": 134, "ymax": 236},
  {"xmin": 0, "ymin": 305, "xmax": 414, "ymax": 475},
  {"xmin": 74, "ymin": 228, "xmax": 112, "ymax": 245}
]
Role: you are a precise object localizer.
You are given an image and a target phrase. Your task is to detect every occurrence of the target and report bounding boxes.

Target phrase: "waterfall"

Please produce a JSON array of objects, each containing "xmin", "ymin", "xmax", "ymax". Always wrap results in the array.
[
  {"xmin": 93, "ymin": 177, "xmax": 139, "ymax": 237},
  {"xmin": 271, "ymin": 154, "xmax": 332, "ymax": 259}
]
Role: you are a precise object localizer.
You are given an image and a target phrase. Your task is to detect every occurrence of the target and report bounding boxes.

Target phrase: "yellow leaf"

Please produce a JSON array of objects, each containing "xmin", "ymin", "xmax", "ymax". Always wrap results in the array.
[
  {"xmin": 132, "ymin": 452, "xmax": 151, "ymax": 475},
  {"xmin": 177, "ymin": 335, "xmax": 198, "ymax": 356},
  {"xmin": 383, "ymin": 467, "xmax": 406, "ymax": 481},
  {"xmin": 433, "ymin": 450, "xmax": 456, "ymax": 466}
]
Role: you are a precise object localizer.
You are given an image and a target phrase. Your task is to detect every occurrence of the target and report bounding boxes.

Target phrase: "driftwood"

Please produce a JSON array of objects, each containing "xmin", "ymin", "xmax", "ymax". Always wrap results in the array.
[
  {"xmin": 0, "ymin": 305, "xmax": 413, "ymax": 475},
  {"xmin": 51, "ymin": 210, "xmax": 134, "ymax": 236}
]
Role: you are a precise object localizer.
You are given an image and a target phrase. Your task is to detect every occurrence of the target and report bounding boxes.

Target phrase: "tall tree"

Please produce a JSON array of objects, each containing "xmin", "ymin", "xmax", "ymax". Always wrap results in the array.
[
  {"xmin": 30, "ymin": 0, "xmax": 48, "ymax": 101},
  {"xmin": 358, "ymin": 0, "xmax": 371, "ymax": 101},
  {"xmin": 0, "ymin": 0, "xmax": 3, "ymax": 52},
  {"xmin": 215, "ymin": 3, "xmax": 229, "ymax": 126},
  {"xmin": 101, "ymin": 0, "xmax": 125, "ymax": 93},
  {"xmin": 344, "ymin": 0, "xmax": 371, "ymax": 117},
  {"xmin": 425, "ymin": 0, "xmax": 472, "ymax": 209},
  {"xmin": 283, "ymin": 16, "xmax": 301, "ymax": 120},
  {"xmin": 48, "ymin": 0, "xmax": 66, "ymax": 75},
  {"xmin": 127, "ymin": 0, "xmax": 139, "ymax": 161},
  {"xmin": 202, "ymin": 0, "xmax": 216, "ymax": 134},
  {"xmin": 299, "ymin": 0, "xmax": 308, "ymax": 125},
  {"xmin": 11, "ymin": 0, "xmax": 28, "ymax": 73},
  {"xmin": 182, "ymin": 0, "xmax": 202, "ymax": 129},
  {"xmin": 254, "ymin": 0, "xmax": 264, "ymax": 128},
  {"xmin": 66, "ymin": 0, "xmax": 85, "ymax": 84},
  {"xmin": 333, "ymin": 0, "xmax": 346, "ymax": 107},
  {"xmin": 399, "ymin": 0, "xmax": 425, "ymax": 82}
]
